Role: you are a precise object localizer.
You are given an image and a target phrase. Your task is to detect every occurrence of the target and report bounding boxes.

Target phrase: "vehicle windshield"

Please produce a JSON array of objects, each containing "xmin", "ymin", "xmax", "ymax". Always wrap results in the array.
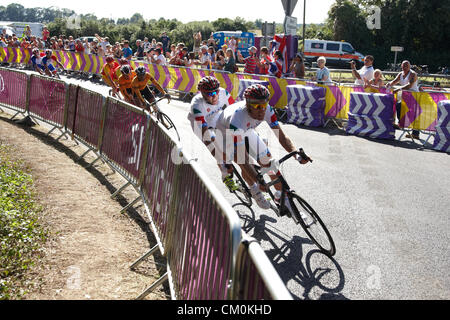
[{"xmin": 342, "ymin": 44, "xmax": 355, "ymax": 53}]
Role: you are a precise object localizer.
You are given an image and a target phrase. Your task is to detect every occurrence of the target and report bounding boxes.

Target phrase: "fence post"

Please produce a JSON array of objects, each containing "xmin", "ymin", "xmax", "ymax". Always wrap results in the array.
[
  {"xmin": 97, "ymin": 96, "xmax": 108, "ymax": 153},
  {"xmin": 137, "ymin": 112, "xmax": 152, "ymax": 188}
]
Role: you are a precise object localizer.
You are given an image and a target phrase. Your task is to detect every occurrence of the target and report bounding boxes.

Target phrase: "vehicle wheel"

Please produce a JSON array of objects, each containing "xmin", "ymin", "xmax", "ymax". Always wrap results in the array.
[{"xmin": 289, "ymin": 193, "xmax": 336, "ymax": 256}]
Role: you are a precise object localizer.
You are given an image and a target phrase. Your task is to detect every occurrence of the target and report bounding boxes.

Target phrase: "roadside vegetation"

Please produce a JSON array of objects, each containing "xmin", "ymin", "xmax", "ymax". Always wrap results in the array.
[{"xmin": 0, "ymin": 141, "xmax": 48, "ymax": 300}]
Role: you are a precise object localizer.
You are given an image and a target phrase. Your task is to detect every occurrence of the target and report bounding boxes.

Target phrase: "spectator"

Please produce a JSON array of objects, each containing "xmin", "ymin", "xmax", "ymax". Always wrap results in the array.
[
  {"xmin": 227, "ymin": 36, "xmax": 237, "ymax": 57},
  {"xmin": 75, "ymin": 39, "xmax": 84, "ymax": 53},
  {"xmin": 207, "ymin": 32, "xmax": 216, "ymax": 49},
  {"xmin": 257, "ymin": 47, "xmax": 272, "ymax": 75},
  {"xmin": 315, "ymin": 56, "xmax": 332, "ymax": 84},
  {"xmin": 223, "ymin": 48, "xmax": 236, "ymax": 73},
  {"xmin": 193, "ymin": 32, "xmax": 202, "ymax": 57},
  {"xmin": 160, "ymin": 32, "xmax": 170, "ymax": 55},
  {"xmin": 237, "ymin": 46, "xmax": 258, "ymax": 74},
  {"xmin": 168, "ymin": 44, "xmax": 177, "ymax": 60},
  {"xmin": 184, "ymin": 52, "xmax": 196, "ymax": 68},
  {"xmin": 95, "ymin": 34, "xmax": 110, "ymax": 56},
  {"xmin": 364, "ymin": 69, "xmax": 384, "ymax": 90},
  {"xmin": 289, "ymin": 52, "xmax": 305, "ymax": 79},
  {"xmin": 67, "ymin": 36, "xmax": 76, "ymax": 52},
  {"xmin": 24, "ymin": 25, "xmax": 32, "ymax": 41},
  {"xmin": 151, "ymin": 48, "xmax": 167, "ymax": 66},
  {"xmin": 151, "ymin": 38, "xmax": 157, "ymax": 50},
  {"xmin": 351, "ymin": 55, "xmax": 374, "ymax": 86},
  {"xmin": 208, "ymin": 46, "xmax": 216, "ymax": 64},
  {"xmin": 213, "ymin": 49, "xmax": 226, "ymax": 70},
  {"xmin": 83, "ymin": 39, "xmax": 91, "ymax": 54},
  {"xmin": 196, "ymin": 45, "xmax": 211, "ymax": 69},
  {"xmin": 142, "ymin": 37, "xmax": 151, "ymax": 54},
  {"xmin": 269, "ymin": 50, "xmax": 284, "ymax": 78},
  {"xmin": 91, "ymin": 39, "xmax": 99, "ymax": 55},
  {"xmin": 42, "ymin": 26, "xmax": 50, "ymax": 47},
  {"xmin": 386, "ymin": 60, "xmax": 420, "ymax": 139},
  {"xmin": 135, "ymin": 39, "xmax": 145, "ymax": 60},
  {"xmin": 122, "ymin": 40, "xmax": 133, "ymax": 60}
]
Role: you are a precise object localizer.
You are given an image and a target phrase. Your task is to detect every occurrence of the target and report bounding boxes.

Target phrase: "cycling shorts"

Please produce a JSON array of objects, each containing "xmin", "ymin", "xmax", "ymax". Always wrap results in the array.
[
  {"xmin": 46, "ymin": 63, "xmax": 56, "ymax": 72},
  {"xmin": 213, "ymin": 128, "xmax": 271, "ymax": 165}
]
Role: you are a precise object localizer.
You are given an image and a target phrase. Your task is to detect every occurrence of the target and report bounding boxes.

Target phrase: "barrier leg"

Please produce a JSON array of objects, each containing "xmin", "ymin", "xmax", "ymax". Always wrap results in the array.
[
  {"xmin": 78, "ymin": 147, "xmax": 95, "ymax": 161},
  {"xmin": 111, "ymin": 181, "xmax": 131, "ymax": 199},
  {"xmin": 120, "ymin": 195, "xmax": 142, "ymax": 213},
  {"xmin": 136, "ymin": 272, "xmax": 168, "ymax": 300},
  {"xmin": 130, "ymin": 244, "xmax": 159, "ymax": 270},
  {"xmin": 56, "ymin": 129, "xmax": 69, "ymax": 141}
]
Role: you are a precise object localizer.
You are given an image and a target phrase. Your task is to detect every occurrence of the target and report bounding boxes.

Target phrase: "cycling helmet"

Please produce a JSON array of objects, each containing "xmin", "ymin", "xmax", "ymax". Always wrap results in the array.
[
  {"xmin": 119, "ymin": 58, "xmax": 129, "ymax": 65},
  {"xmin": 105, "ymin": 55, "xmax": 115, "ymax": 63},
  {"xmin": 45, "ymin": 49, "xmax": 52, "ymax": 55},
  {"xmin": 244, "ymin": 84, "xmax": 270, "ymax": 102},
  {"xmin": 32, "ymin": 48, "xmax": 40, "ymax": 54},
  {"xmin": 197, "ymin": 76, "xmax": 220, "ymax": 93},
  {"xmin": 135, "ymin": 66, "xmax": 146, "ymax": 76},
  {"xmin": 120, "ymin": 65, "xmax": 131, "ymax": 75}
]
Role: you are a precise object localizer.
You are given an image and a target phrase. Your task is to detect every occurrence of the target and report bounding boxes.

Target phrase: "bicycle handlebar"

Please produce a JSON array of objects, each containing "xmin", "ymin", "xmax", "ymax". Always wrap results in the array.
[
  {"xmin": 146, "ymin": 95, "xmax": 170, "ymax": 108},
  {"xmin": 278, "ymin": 148, "xmax": 313, "ymax": 165}
]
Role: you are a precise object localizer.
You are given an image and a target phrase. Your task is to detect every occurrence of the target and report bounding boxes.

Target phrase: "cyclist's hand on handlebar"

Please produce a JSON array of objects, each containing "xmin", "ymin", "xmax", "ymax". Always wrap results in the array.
[{"xmin": 298, "ymin": 148, "xmax": 313, "ymax": 164}]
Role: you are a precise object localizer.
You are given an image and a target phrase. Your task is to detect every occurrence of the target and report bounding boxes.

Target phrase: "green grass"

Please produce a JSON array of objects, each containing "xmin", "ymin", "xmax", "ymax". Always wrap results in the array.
[{"xmin": 0, "ymin": 142, "xmax": 48, "ymax": 300}]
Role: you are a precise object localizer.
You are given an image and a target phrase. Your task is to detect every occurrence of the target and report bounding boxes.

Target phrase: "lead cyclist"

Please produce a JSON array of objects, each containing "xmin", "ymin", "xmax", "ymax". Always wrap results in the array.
[{"xmin": 214, "ymin": 84, "xmax": 309, "ymax": 211}]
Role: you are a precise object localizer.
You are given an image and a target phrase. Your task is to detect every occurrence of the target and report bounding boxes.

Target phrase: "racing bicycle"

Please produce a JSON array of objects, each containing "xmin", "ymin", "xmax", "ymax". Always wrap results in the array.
[
  {"xmin": 226, "ymin": 148, "xmax": 336, "ymax": 256},
  {"xmin": 146, "ymin": 96, "xmax": 180, "ymax": 141}
]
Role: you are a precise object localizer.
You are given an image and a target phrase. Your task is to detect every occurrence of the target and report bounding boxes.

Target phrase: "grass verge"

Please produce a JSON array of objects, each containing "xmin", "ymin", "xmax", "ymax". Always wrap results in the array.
[{"xmin": 0, "ymin": 141, "xmax": 48, "ymax": 300}]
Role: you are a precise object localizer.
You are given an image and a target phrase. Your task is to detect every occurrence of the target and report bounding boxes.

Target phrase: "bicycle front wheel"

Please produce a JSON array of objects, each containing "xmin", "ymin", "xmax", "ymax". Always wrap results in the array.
[
  {"xmin": 289, "ymin": 193, "xmax": 336, "ymax": 256},
  {"xmin": 157, "ymin": 112, "xmax": 180, "ymax": 141}
]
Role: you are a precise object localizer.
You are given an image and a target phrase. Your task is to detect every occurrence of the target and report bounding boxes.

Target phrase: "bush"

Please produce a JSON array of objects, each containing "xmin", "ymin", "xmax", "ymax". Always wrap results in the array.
[{"xmin": 0, "ymin": 142, "xmax": 47, "ymax": 300}]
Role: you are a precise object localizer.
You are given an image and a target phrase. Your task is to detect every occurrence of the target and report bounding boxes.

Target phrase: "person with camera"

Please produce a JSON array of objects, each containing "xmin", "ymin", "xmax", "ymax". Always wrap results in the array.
[{"xmin": 351, "ymin": 55, "xmax": 375, "ymax": 86}]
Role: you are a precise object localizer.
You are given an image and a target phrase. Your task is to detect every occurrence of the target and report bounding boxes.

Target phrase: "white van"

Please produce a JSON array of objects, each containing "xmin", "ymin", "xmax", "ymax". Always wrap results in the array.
[{"xmin": 303, "ymin": 39, "xmax": 365, "ymax": 68}]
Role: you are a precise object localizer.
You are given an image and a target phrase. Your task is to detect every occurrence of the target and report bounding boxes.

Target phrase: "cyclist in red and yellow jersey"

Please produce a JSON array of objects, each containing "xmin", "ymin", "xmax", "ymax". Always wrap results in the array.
[
  {"xmin": 117, "ymin": 65, "xmax": 137, "ymax": 104},
  {"xmin": 101, "ymin": 56, "xmax": 120, "ymax": 95},
  {"xmin": 132, "ymin": 66, "xmax": 171, "ymax": 110}
]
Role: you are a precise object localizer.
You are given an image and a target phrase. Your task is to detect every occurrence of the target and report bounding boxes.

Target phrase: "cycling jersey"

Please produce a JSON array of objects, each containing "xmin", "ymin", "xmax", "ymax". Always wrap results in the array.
[
  {"xmin": 30, "ymin": 55, "xmax": 44, "ymax": 70},
  {"xmin": 101, "ymin": 62, "xmax": 120, "ymax": 83},
  {"xmin": 131, "ymin": 73, "xmax": 154, "ymax": 92},
  {"xmin": 41, "ymin": 55, "xmax": 58, "ymax": 72},
  {"xmin": 118, "ymin": 72, "xmax": 137, "ymax": 89},
  {"xmin": 215, "ymin": 101, "xmax": 278, "ymax": 162},
  {"xmin": 188, "ymin": 88, "xmax": 234, "ymax": 131}
]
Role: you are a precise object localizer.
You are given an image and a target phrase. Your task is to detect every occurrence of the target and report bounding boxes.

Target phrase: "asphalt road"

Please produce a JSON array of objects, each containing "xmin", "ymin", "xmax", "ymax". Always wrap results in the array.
[{"xmin": 7, "ymin": 72, "xmax": 449, "ymax": 300}]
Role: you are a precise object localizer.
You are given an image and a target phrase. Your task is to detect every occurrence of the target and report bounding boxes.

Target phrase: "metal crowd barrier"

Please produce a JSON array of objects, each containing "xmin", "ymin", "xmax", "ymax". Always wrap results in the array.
[{"xmin": 0, "ymin": 66, "xmax": 291, "ymax": 300}]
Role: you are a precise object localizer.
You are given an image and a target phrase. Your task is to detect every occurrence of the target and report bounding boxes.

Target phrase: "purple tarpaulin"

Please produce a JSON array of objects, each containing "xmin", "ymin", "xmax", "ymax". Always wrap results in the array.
[{"xmin": 286, "ymin": 85, "xmax": 326, "ymax": 127}]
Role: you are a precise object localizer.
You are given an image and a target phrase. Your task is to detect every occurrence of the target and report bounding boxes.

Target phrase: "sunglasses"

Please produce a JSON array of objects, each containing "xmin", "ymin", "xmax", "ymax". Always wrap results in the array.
[
  {"xmin": 205, "ymin": 90, "xmax": 219, "ymax": 97},
  {"xmin": 249, "ymin": 102, "xmax": 268, "ymax": 110}
]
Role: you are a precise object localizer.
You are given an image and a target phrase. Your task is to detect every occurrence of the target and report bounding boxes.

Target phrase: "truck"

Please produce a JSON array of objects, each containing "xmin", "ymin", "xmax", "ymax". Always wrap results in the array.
[
  {"xmin": 0, "ymin": 21, "xmax": 45, "ymax": 38},
  {"xmin": 213, "ymin": 31, "xmax": 256, "ymax": 58},
  {"xmin": 303, "ymin": 39, "xmax": 365, "ymax": 69}
]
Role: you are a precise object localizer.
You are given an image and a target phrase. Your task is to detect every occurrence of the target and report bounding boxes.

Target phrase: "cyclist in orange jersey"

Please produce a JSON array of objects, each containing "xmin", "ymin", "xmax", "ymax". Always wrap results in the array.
[
  {"xmin": 132, "ymin": 66, "xmax": 171, "ymax": 110},
  {"xmin": 101, "ymin": 55, "xmax": 120, "ymax": 94},
  {"xmin": 117, "ymin": 65, "xmax": 137, "ymax": 104}
]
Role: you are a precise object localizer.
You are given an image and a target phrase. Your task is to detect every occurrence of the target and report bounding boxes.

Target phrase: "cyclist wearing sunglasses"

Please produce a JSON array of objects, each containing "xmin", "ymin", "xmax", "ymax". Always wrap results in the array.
[
  {"xmin": 188, "ymin": 76, "xmax": 235, "ymax": 182},
  {"xmin": 215, "ymin": 84, "xmax": 308, "ymax": 210}
]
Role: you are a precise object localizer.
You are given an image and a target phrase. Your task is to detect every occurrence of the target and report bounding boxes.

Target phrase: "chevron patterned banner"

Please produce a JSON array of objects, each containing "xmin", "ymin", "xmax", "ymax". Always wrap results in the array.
[
  {"xmin": 433, "ymin": 100, "xmax": 450, "ymax": 152},
  {"xmin": 346, "ymin": 113, "xmax": 395, "ymax": 140},
  {"xmin": 346, "ymin": 91, "xmax": 395, "ymax": 139},
  {"xmin": 286, "ymin": 85, "xmax": 326, "ymax": 127},
  {"xmin": 236, "ymin": 79, "xmax": 270, "ymax": 101},
  {"xmin": 400, "ymin": 91, "xmax": 450, "ymax": 131},
  {"xmin": 349, "ymin": 92, "xmax": 395, "ymax": 120}
]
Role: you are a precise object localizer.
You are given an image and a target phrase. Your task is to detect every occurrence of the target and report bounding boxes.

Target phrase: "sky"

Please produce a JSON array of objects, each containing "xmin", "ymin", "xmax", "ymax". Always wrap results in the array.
[{"xmin": 4, "ymin": 0, "xmax": 336, "ymax": 24}]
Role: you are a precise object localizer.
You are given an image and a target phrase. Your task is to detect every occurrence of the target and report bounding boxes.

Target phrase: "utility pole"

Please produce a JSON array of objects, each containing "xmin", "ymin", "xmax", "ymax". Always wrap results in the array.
[{"xmin": 302, "ymin": 0, "xmax": 306, "ymax": 54}]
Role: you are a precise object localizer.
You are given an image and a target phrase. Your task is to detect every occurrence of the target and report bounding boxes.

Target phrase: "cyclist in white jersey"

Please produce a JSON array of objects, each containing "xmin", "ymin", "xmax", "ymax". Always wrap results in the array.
[
  {"xmin": 215, "ymin": 84, "xmax": 309, "ymax": 210},
  {"xmin": 188, "ymin": 76, "xmax": 236, "ymax": 185}
]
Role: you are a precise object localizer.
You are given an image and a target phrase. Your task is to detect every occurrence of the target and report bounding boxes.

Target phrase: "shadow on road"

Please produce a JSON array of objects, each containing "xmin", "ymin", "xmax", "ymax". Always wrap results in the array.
[{"xmin": 234, "ymin": 203, "xmax": 348, "ymax": 300}]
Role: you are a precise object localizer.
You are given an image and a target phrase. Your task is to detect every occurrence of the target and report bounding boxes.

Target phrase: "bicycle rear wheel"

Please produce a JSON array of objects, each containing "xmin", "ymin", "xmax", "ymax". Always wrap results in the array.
[{"xmin": 289, "ymin": 193, "xmax": 336, "ymax": 256}]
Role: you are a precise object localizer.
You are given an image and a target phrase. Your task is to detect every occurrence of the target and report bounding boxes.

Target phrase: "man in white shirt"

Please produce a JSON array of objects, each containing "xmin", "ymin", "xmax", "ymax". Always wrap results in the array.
[{"xmin": 351, "ymin": 55, "xmax": 374, "ymax": 86}]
